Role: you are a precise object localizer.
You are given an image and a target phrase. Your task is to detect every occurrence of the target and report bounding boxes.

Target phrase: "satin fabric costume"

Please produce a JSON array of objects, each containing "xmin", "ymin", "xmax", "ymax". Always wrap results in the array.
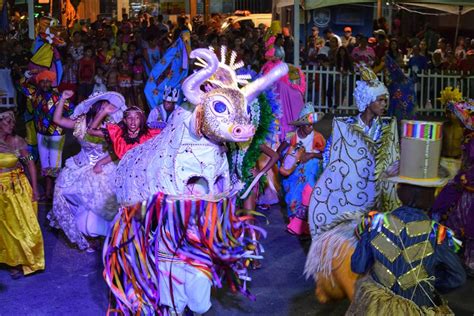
[
  {"xmin": 103, "ymin": 124, "xmax": 161, "ymax": 159},
  {"xmin": 47, "ymin": 116, "xmax": 119, "ymax": 250},
  {"xmin": 0, "ymin": 152, "xmax": 44, "ymax": 274}
]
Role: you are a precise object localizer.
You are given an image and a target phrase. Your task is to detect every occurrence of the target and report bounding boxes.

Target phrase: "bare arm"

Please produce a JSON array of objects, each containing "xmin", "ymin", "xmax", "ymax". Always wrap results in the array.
[
  {"xmin": 53, "ymin": 90, "xmax": 76, "ymax": 129},
  {"xmin": 86, "ymin": 103, "xmax": 117, "ymax": 138},
  {"xmin": 19, "ymin": 147, "xmax": 39, "ymax": 202},
  {"xmin": 93, "ymin": 155, "xmax": 113, "ymax": 174},
  {"xmin": 276, "ymin": 141, "xmax": 290, "ymax": 162},
  {"xmin": 259, "ymin": 144, "xmax": 279, "ymax": 174},
  {"xmin": 86, "ymin": 111, "xmax": 108, "ymax": 138}
]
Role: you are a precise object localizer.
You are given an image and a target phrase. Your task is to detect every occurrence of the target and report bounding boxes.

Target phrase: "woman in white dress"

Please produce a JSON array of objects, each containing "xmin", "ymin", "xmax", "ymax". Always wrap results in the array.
[{"xmin": 47, "ymin": 91, "xmax": 127, "ymax": 251}]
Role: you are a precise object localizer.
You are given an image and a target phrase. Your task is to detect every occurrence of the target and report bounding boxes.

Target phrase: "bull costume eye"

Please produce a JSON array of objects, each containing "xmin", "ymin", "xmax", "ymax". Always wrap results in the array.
[{"xmin": 214, "ymin": 101, "xmax": 227, "ymax": 113}]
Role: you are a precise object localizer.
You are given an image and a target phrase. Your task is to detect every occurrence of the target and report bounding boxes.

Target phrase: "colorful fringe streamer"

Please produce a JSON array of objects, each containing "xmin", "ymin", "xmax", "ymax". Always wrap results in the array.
[{"xmin": 103, "ymin": 192, "xmax": 265, "ymax": 314}]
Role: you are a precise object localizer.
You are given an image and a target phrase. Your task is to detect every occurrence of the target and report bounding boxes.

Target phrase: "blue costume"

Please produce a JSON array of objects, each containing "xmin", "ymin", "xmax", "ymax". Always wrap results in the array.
[
  {"xmin": 144, "ymin": 31, "xmax": 190, "ymax": 111},
  {"xmin": 349, "ymin": 207, "xmax": 466, "ymax": 313}
]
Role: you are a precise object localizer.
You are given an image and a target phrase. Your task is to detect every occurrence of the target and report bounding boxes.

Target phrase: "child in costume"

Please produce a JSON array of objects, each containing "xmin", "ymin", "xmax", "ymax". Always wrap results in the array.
[
  {"xmin": 348, "ymin": 120, "xmax": 466, "ymax": 314},
  {"xmin": 431, "ymin": 99, "xmax": 474, "ymax": 276},
  {"xmin": 87, "ymin": 105, "xmax": 161, "ymax": 160},
  {"xmin": 279, "ymin": 103, "xmax": 326, "ymax": 235},
  {"xmin": 47, "ymin": 91, "xmax": 126, "ymax": 252}
]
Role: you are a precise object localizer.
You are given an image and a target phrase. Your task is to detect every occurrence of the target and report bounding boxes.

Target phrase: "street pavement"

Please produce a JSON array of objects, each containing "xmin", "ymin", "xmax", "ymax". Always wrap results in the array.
[{"xmin": 0, "ymin": 115, "xmax": 473, "ymax": 315}]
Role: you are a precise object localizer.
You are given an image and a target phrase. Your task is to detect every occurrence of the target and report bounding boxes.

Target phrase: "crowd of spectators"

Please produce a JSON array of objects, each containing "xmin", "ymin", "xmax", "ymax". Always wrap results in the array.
[
  {"xmin": 1, "ymin": 12, "xmax": 473, "ymax": 113},
  {"xmin": 303, "ymin": 19, "xmax": 474, "ymax": 76}
]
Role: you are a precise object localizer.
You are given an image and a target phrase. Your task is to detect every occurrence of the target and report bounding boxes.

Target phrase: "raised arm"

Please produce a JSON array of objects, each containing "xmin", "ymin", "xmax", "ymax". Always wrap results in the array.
[
  {"xmin": 86, "ymin": 103, "xmax": 117, "ymax": 138},
  {"xmin": 53, "ymin": 90, "xmax": 76, "ymax": 129}
]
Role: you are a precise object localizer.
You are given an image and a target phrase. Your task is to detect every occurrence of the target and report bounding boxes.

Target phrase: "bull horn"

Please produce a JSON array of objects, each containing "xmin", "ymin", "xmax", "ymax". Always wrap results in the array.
[
  {"xmin": 241, "ymin": 62, "xmax": 289, "ymax": 103},
  {"xmin": 182, "ymin": 48, "xmax": 219, "ymax": 105}
]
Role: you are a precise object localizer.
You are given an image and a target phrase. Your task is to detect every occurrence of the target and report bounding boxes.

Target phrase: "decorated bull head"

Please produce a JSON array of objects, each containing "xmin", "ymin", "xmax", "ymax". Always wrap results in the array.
[{"xmin": 182, "ymin": 48, "xmax": 288, "ymax": 143}]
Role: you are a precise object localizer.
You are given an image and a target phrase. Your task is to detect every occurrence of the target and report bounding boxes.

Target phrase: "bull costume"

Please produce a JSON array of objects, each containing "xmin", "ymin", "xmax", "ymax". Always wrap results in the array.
[
  {"xmin": 347, "ymin": 120, "xmax": 466, "ymax": 315},
  {"xmin": 103, "ymin": 48, "xmax": 288, "ymax": 314}
]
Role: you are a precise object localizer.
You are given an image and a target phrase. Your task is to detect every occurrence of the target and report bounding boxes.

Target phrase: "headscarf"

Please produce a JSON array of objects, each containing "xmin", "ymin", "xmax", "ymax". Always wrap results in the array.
[
  {"xmin": 353, "ymin": 64, "xmax": 388, "ymax": 112},
  {"xmin": 36, "ymin": 70, "xmax": 57, "ymax": 83}
]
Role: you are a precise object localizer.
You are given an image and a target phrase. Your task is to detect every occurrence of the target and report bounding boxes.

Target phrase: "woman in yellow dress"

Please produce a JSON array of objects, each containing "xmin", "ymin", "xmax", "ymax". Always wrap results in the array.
[{"xmin": 0, "ymin": 110, "xmax": 44, "ymax": 278}]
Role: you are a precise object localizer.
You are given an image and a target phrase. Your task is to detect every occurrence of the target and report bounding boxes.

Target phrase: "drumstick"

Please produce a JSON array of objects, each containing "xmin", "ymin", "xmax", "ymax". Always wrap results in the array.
[{"xmin": 240, "ymin": 170, "xmax": 265, "ymax": 200}]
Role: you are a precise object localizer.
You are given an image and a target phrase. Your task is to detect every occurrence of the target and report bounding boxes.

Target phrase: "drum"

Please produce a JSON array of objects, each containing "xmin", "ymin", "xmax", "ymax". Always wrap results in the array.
[{"xmin": 279, "ymin": 145, "xmax": 305, "ymax": 177}]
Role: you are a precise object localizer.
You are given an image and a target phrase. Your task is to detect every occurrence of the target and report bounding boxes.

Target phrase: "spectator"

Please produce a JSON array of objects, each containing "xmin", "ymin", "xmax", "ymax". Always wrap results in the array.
[
  {"xmin": 459, "ymin": 49, "xmax": 474, "ymax": 75},
  {"xmin": 434, "ymin": 37, "xmax": 447, "ymax": 61},
  {"xmin": 144, "ymin": 36, "xmax": 161, "ymax": 75},
  {"xmin": 351, "ymin": 36, "xmax": 376, "ymax": 67},
  {"xmin": 335, "ymin": 46, "xmax": 354, "ymax": 106},
  {"xmin": 327, "ymin": 37, "xmax": 340, "ymax": 67},
  {"xmin": 68, "ymin": 31, "xmax": 84, "ymax": 62},
  {"xmin": 77, "ymin": 46, "xmax": 96, "ymax": 101},
  {"xmin": 387, "ymin": 39, "xmax": 404, "ymax": 67},
  {"xmin": 172, "ymin": 16, "xmax": 189, "ymax": 41},
  {"xmin": 59, "ymin": 54, "xmax": 78, "ymax": 101},
  {"xmin": 443, "ymin": 49, "xmax": 459, "ymax": 71},
  {"xmin": 341, "ymin": 26, "xmax": 356, "ymax": 52},
  {"xmin": 430, "ymin": 51, "xmax": 444, "ymax": 72},
  {"xmin": 310, "ymin": 26, "xmax": 325, "ymax": 50},
  {"xmin": 455, "ymin": 36, "xmax": 466, "ymax": 61},
  {"xmin": 245, "ymin": 43, "xmax": 264, "ymax": 72},
  {"xmin": 323, "ymin": 28, "xmax": 342, "ymax": 47},
  {"xmin": 408, "ymin": 45, "xmax": 428, "ymax": 74},
  {"xmin": 417, "ymin": 23, "xmax": 440, "ymax": 53},
  {"xmin": 373, "ymin": 29, "xmax": 388, "ymax": 64},
  {"xmin": 368, "ymin": 37, "xmax": 377, "ymax": 48},
  {"xmin": 282, "ymin": 27, "xmax": 294, "ymax": 63}
]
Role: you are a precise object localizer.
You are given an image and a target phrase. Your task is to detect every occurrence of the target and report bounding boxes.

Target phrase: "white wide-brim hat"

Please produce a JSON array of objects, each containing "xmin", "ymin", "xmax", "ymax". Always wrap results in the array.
[{"xmin": 72, "ymin": 91, "xmax": 127, "ymax": 123}]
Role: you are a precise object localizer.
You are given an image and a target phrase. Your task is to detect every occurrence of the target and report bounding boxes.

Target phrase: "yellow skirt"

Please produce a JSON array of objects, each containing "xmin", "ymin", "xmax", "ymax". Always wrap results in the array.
[{"xmin": 0, "ymin": 168, "xmax": 45, "ymax": 274}]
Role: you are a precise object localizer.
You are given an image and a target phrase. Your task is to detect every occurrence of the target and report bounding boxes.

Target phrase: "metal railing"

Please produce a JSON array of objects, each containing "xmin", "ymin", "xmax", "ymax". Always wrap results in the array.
[{"xmin": 303, "ymin": 66, "xmax": 473, "ymax": 116}]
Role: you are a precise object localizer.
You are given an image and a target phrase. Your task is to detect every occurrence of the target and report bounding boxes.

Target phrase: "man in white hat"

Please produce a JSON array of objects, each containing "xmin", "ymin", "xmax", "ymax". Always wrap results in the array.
[
  {"xmin": 307, "ymin": 64, "xmax": 400, "ymax": 236},
  {"xmin": 347, "ymin": 120, "xmax": 466, "ymax": 314},
  {"xmin": 304, "ymin": 65, "xmax": 400, "ymax": 302}
]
